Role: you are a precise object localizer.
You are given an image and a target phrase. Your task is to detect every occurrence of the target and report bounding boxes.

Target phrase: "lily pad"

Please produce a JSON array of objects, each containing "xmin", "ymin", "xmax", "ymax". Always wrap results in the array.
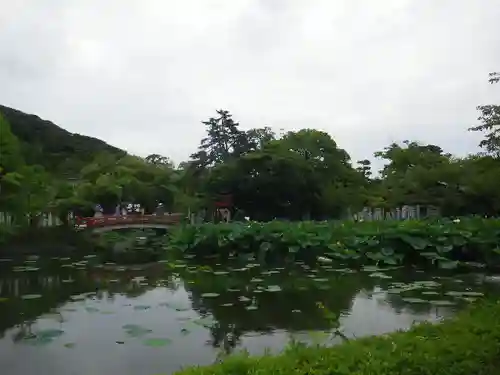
[
  {"xmin": 362, "ymin": 265, "xmax": 382, "ymax": 272},
  {"xmin": 64, "ymin": 342, "xmax": 76, "ymax": 349},
  {"xmin": 245, "ymin": 305, "xmax": 258, "ymax": 310},
  {"xmin": 369, "ymin": 272, "xmax": 392, "ymax": 279},
  {"xmin": 39, "ymin": 329, "xmax": 65, "ymax": 338},
  {"xmin": 0, "ymin": 297, "xmax": 9, "ymax": 302},
  {"xmin": 201, "ymin": 293, "xmax": 220, "ymax": 298},
  {"xmin": 387, "ymin": 288, "xmax": 404, "ymax": 294},
  {"xmin": 193, "ymin": 316, "xmax": 216, "ymax": 328},
  {"xmin": 265, "ymin": 285, "xmax": 282, "ymax": 292},
  {"xmin": 413, "ymin": 280, "xmax": 441, "ymax": 288},
  {"xmin": 312, "ymin": 278, "xmax": 328, "ymax": 283},
  {"xmin": 22, "ymin": 328, "xmax": 64, "ymax": 346},
  {"xmin": 460, "ymin": 297, "xmax": 477, "ymax": 302},
  {"xmin": 213, "ymin": 271, "xmax": 229, "ymax": 275},
  {"xmin": 143, "ymin": 338, "xmax": 172, "ymax": 347},
  {"xmin": 446, "ymin": 291, "xmax": 484, "ymax": 298},
  {"xmin": 22, "ymin": 335, "xmax": 54, "ymax": 346},
  {"xmin": 430, "ymin": 300, "xmax": 456, "ymax": 306},
  {"xmin": 85, "ymin": 307, "xmax": 99, "ymax": 313},
  {"xmin": 460, "ymin": 291, "xmax": 484, "ymax": 297},
  {"xmin": 401, "ymin": 298, "xmax": 428, "ymax": 304},
  {"xmin": 21, "ymin": 294, "xmax": 42, "ymax": 300}
]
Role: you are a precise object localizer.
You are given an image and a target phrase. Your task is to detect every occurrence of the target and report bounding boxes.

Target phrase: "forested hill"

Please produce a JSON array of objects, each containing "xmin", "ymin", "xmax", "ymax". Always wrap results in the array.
[{"xmin": 0, "ymin": 104, "xmax": 125, "ymax": 175}]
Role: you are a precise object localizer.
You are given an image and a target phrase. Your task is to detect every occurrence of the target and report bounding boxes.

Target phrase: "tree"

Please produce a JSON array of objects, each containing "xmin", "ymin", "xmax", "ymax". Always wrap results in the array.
[
  {"xmin": 190, "ymin": 110, "xmax": 248, "ymax": 168},
  {"xmin": 0, "ymin": 115, "xmax": 26, "ymax": 214},
  {"xmin": 206, "ymin": 148, "xmax": 319, "ymax": 220},
  {"xmin": 372, "ymin": 141, "xmax": 455, "ymax": 207},
  {"xmin": 204, "ymin": 129, "xmax": 361, "ymax": 220},
  {"xmin": 0, "ymin": 113, "xmax": 23, "ymax": 173},
  {"xmin": 356, "ymin": 160, "xmax": 372, "ymax": 179},
  {"xmin": 469, "ymin": 71, "xmax": 500, "ymax": 156},
  {"xmin": 244, "ymin": 127, "xmax": 276, "ymax": 151},
  {"xmin": 145, "ymin": 154, "xmax": 174, "ymax": 168}
]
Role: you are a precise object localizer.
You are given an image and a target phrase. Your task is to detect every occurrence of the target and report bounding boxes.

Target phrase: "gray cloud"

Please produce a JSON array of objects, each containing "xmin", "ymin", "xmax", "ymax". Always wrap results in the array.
[{"xmin": 0, "ymin": 0, "xmax": 499, "ymax": 168}]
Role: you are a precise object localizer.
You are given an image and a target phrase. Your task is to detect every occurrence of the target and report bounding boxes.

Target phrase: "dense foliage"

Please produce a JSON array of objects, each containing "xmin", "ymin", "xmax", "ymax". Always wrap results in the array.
[
  {"xmin": 166, "ymin": 218, "xmax": 500, "ymax": 269},
  {"xmin": 173, "ymin": 301, "xmax": 500, "ymax": 375},
  {"xmin": 1, "ymin": 71, "xmax": 500, "ymax": 234}
]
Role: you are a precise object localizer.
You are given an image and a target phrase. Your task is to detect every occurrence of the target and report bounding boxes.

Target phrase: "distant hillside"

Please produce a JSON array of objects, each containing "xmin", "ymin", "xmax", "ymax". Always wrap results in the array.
[{"xmin": 0, "ymin": 105, "xmax": 126, "ymax": 175}]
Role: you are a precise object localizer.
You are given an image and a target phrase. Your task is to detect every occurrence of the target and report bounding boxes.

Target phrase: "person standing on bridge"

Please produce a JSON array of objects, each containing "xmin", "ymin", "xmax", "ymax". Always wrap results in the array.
[
  {"xmin": 94, "ymin": 204, "xmax": 103, "ymax": 217},
  {"xmin": 156, "ymin": 202, "xmax": 165, "ymax": 216}
]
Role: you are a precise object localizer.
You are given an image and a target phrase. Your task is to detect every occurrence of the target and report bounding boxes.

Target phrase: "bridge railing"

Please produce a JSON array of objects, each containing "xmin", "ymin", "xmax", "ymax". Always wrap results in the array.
[{"xmin": 76, "ymin": 214, "xmax": 184, "ymax": 228}]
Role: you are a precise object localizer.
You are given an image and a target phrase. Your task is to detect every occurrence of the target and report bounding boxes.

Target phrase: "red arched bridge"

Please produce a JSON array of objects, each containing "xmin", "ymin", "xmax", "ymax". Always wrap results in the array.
[{"xmin": 75, "ymin": 214, "xmax": 184, "ymax": 233}]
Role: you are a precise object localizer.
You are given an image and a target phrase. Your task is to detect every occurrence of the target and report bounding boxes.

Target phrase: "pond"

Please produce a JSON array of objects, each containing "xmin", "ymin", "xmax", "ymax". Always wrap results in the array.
[{"xmin": 0, "ymin": 254, "xmax": 499, "ymax": 375}]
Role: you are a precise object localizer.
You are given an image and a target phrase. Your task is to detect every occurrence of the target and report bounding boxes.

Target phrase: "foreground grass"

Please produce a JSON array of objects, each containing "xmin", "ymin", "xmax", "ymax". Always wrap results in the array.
[{"xmin": 174, "ymin": 301, "xmax": 500, "ymax": 375}]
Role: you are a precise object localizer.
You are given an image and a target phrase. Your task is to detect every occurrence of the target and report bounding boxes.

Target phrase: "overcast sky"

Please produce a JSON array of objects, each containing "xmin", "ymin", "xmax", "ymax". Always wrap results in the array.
[{"xmin": 1, "ymin": 0, "xmax": 499, "ymax": 167}]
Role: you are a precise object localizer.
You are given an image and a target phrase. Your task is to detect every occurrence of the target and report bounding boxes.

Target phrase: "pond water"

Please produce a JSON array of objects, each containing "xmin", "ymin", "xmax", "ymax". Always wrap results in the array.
[{"xmin": 0, "ymin": 255, "xmax": 498, "ymax": 375}]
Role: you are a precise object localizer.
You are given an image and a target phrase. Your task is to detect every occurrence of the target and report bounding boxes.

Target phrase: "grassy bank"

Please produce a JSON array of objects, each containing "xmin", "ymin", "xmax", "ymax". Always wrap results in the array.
[
  {"xmin": 174, "ymin": 301, "xmax": 500, "ymax": 375},
  {"xmin": 166, "ymin": 218, "xmax": 500, "ymax": 269}
]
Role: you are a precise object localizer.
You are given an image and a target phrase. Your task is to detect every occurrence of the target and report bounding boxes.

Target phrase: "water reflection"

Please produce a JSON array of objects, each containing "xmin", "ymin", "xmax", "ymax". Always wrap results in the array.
[{"xmin": 0, "ymin": 257, "xmax": 495, "ymax": 375}]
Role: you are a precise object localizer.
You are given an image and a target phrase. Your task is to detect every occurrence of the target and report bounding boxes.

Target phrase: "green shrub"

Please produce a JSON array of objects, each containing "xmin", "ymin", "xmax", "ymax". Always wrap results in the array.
[
  {"xmin": 174, "ymin": 301, "xmax": 500, "ymax": 375},
  {"xmin": 166, "ymin": 218, "xmax": 500, "ymax": 269}
]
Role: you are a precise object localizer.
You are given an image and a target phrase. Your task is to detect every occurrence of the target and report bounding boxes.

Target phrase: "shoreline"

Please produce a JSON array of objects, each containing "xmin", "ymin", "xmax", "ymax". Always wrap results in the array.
[{"xmin": 172, "ymin": 301, "xmax": 500, "ymax": 375}]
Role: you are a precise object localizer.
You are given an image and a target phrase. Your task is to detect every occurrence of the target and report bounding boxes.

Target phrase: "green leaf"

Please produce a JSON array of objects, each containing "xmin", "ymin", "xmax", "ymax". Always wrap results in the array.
[
  {"xmin": 266, "ymin": 285, "xmax": 282, "ymax": 292},
  {"xmin": 400, "ymin": 235, "xmax": 430, "ymax": 250},
  {"xmin": 369, "ymin": 272, "xmax": 392, "ymax": 279},
  {"xmin": 201, "ymin": 293, "xmax": 220, "ymax": 298},
  {"xmin": 438, "ymin": 260, "xmax": 459, "ymax": 269},
  {"xmin": 401, "ymin": 298, "xmax": 428, "ymax": 304},
  {"xmin": 436, "ymin": 244, "xmax": 454, "ymax": 253},
  {"xmin": 429, "ymin": 300, "xmax": 456, "ymax": 306}
]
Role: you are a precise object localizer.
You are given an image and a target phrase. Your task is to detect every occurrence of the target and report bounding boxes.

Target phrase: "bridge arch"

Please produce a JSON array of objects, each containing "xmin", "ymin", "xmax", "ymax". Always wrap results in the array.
[{"xmin": 75, "ymin": 214, "xmax": 184, "ymax": 233}]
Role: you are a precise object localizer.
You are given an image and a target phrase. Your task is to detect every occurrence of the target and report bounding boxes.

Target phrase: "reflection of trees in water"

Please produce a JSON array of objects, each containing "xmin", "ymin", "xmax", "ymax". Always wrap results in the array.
[
  {"xmin": 209, "ymin": 322, "xmax": 243, "ymax": 355},
  {"xmin": 11, "ymin": 320, "xmax": 35, "ymax": 343},
  {"xmin": 183, "ymin": 269, "xmax": 371, "ymax": 352},
  {"xmin": 0, "ymin": 264, "xmax": 177, "ymax": 339},
  {"xmin": 382, "ymin": 291, "xmax": 457, "ymax": 318}
]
